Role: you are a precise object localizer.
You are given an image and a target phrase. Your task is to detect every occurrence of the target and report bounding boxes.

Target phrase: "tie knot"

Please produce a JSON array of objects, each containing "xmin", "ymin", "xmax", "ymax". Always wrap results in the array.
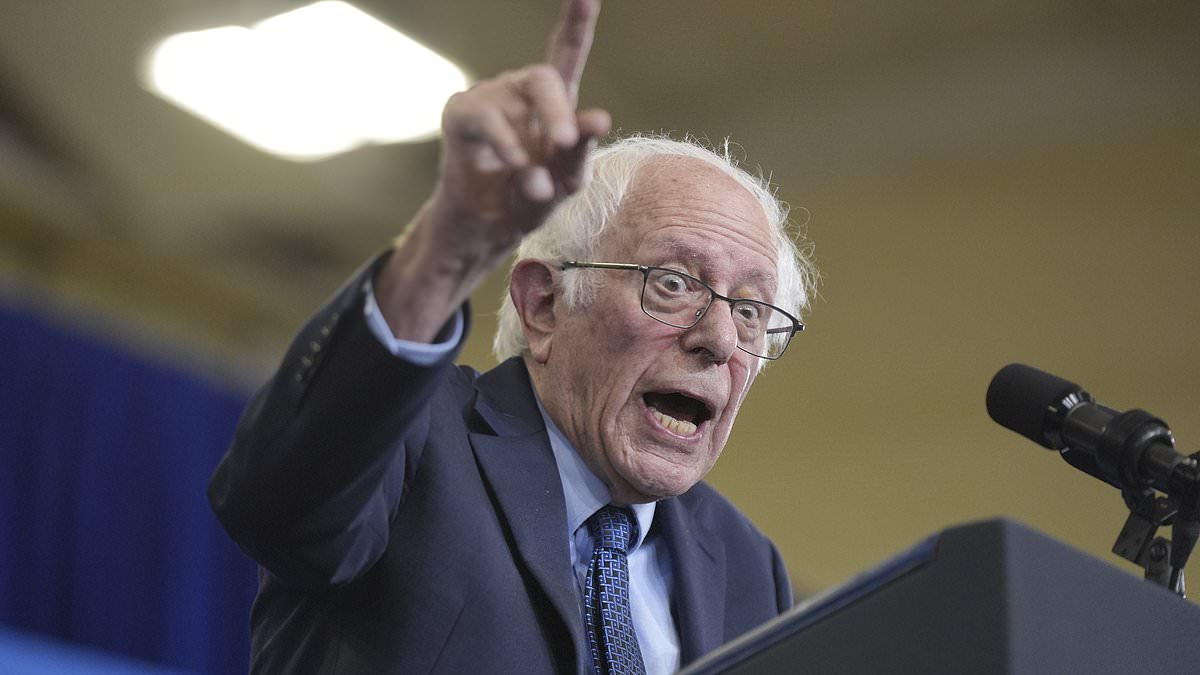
[{"xmin": 587, "ymin": 505, "xmax": 637, "ymax": 553}]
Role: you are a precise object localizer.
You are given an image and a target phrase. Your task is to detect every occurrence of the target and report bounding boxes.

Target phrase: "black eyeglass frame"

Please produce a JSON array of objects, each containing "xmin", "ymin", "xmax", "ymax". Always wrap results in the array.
[{"xmin": 560, "ymin": 260, "xmax": 804, "ymax": 360}]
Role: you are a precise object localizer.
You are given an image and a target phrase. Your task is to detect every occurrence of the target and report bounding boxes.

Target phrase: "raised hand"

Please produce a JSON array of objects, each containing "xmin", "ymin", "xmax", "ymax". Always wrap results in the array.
[
  {"xmin": 433, "ymin": 0, "xmax": 610, "ymax": 246},
  {"xmin": 376, "ymin": 0, "xmax": 610, "ymax": 342}
]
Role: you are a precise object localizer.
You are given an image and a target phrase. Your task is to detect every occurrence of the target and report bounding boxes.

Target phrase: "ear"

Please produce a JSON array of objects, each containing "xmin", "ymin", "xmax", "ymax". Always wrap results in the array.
[{"xmin": 510, "ymin": 259, "xmax": 558, "ymax": 364}]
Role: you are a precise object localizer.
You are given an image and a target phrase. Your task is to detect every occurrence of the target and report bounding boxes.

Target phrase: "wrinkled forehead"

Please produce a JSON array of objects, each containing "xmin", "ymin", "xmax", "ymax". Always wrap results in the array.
[
  {"xmin": 649, "ymin": 239, "xmax": 777, "ymax": 286},
  {"xmin": 599, "ymin": 157, "xmax": 778, "ymax": 283}
]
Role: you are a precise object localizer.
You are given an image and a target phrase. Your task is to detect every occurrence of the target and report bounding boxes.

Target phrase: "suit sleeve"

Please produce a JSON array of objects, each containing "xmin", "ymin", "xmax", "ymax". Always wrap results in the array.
[
  {"xmin": 770, "ymin": 541, "xmax": 794, "ymax": 613},
  {"xmin": 207, "ymin": 252, "xmax": 467, "ymax": 590}
]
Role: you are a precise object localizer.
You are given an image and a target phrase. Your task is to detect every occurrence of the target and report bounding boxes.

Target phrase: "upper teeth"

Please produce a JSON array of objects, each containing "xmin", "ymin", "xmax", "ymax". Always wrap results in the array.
[{"xmin": 650, "ymin": 406, "xmax": 698, "ymax": 435}]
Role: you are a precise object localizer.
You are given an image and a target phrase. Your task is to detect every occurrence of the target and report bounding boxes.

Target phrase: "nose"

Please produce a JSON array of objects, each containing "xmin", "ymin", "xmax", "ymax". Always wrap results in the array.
[{"xmin": 678, "ymin": 301, "xmax": 739, "ymax": 364}]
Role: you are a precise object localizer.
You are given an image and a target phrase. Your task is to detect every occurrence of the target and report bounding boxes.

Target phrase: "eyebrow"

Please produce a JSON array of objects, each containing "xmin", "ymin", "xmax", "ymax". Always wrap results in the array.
[{"xmin": 649, "ymin": 242, "xmax": 777, "ymax": 294}]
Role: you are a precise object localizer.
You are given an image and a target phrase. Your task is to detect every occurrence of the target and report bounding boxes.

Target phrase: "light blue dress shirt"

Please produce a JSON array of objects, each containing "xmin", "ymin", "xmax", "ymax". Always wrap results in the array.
[
  {"xmin": 363, "ymin": 287, "xmax": 681, "ymax": 674},
  {"xmin": 536, "ymin": 398, "xmax": 680, "ymax": 674}
]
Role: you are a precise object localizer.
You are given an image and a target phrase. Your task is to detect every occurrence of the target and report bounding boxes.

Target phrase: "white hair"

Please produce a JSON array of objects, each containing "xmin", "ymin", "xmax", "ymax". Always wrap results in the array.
[{"xmin": 493, "ymin": 134, "xmax": 817, "ymax": 366}]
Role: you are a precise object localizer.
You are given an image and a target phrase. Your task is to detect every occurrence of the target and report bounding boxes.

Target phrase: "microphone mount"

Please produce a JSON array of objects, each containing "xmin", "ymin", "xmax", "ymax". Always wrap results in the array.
[
  {"xmin": 1111, "ymin": 461, "xmax": 1200, "ymax": 598},
  {"xmin": 1083, "ymin": 408, "xmax": 1200, "ymax": 598}
]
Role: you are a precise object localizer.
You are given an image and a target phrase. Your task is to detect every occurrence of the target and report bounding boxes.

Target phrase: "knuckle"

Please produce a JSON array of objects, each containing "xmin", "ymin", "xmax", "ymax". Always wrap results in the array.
[
  {"xmin": 442, "ymin": 90, "xmax": 466, "ymax": 111},
  {"xmin": 443, "ymin": 94, "xmax": 505, "ymax": 139},
  {"xmin": 522, "ymin": 63, "xmax": 560, "ymax": 86},
  {"xmin": 472, "ymin": 148, "xmax": 506, "ymax": 174},
  {"xmin": 446, "ymin": 79, "xmax": 502, "ymax": 110},
  {"xmin": 441, "ymin": 90, "xmax": 475, "ymax": 122},
  {"xmin": 444, "ymin": 111, "xmax": 489, "ymax": 144}
]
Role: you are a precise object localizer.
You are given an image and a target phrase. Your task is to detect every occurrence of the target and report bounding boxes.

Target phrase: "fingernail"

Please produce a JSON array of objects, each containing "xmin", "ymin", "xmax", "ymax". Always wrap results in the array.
[
  {"xmin": 523, "ymin": 168, "xmax": 554, "ymax": 202},
  {"xmin": 553, "ymin": 122, "xmax": 577, "ymax": 147}
]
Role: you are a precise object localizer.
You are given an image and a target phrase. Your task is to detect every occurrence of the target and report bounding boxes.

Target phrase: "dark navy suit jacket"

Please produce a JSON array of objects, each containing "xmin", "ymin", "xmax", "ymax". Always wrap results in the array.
[{"xmin": 209, "ymin": 258, "xmax": 792, "ymax": 673}]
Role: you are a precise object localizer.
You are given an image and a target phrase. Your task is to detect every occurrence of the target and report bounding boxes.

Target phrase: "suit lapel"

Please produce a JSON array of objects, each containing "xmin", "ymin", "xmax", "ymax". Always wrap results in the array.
[
  {"xmin": 468, "ymin": 359, "xmax": 587, "ymax": 673},
  {"xmin": 659, "ymin": 495, "xmax": 726, "ymax": 663},
  {"xmin": 469, "ymin": 360, "xmax": 731, "ymax": 667}
]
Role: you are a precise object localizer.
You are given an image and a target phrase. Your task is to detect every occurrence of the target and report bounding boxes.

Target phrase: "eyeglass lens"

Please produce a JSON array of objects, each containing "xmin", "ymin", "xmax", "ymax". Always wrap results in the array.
[{"xmin": 641, "ymin": 268, "xmax": 791, "ymax": 358}]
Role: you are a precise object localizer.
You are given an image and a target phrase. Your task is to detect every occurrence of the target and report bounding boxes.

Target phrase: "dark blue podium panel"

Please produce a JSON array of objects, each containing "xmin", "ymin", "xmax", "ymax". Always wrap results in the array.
[{"xmin": 682, "ymin": 518, "xmax": 1200, "ymax": 675}]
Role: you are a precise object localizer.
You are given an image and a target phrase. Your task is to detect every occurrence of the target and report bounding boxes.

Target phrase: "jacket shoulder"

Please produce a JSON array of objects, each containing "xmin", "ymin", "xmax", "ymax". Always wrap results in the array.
[{"xmin": 675, "ymin": 481, "xmax": 776, "ymax": 549}]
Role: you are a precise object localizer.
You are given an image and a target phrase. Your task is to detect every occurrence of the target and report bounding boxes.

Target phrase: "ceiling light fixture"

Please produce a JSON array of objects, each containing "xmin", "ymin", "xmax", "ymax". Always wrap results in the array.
[{"xmin": 143, "ymin": 1, "xmax": 468, "ymax": 161}]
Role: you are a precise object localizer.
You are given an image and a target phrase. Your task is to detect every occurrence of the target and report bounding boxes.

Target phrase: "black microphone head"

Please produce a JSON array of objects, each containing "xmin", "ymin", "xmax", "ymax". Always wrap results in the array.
[{"xmin": 986, "ymin": 364, "xmax": 1089, "ymax": 449}]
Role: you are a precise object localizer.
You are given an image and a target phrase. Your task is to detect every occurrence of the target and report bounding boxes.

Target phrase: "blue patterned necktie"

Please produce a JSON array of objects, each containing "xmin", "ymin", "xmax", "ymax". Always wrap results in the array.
[{"xmin": 584, "ymin": 506, "xmax": 647, "ymax": 675}]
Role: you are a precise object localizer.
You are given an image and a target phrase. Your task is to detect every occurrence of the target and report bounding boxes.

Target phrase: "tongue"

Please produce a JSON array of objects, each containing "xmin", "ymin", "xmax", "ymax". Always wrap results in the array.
[{"xmin": 643, "ymin": 392, "xmax": 697, "ymax": 422}]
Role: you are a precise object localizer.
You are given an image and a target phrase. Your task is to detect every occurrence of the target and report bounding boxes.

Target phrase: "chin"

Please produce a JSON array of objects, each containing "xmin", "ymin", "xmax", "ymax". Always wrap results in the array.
[{"xmin": 620, "ymin": 458, "xmax": 708, "ymax": 501}]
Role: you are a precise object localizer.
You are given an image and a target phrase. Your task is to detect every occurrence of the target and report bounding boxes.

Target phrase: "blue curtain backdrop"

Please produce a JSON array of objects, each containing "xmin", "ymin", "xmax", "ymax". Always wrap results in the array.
[{"xmin": 0, "ymin": 301, "xmax": 258, "ymax": 673}]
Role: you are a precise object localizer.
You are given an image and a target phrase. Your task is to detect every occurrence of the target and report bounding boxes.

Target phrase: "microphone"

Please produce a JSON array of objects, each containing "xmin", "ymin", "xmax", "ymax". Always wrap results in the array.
[{"xmin": 986, "ymin": 364, "xmax": 1192, "ymax": 495}]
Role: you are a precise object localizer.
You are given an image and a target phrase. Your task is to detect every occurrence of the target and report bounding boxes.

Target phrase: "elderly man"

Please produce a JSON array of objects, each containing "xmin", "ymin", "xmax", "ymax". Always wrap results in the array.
[{"xmin": 208, "ymin": 1, "xmax": 816, "ymax": 672}]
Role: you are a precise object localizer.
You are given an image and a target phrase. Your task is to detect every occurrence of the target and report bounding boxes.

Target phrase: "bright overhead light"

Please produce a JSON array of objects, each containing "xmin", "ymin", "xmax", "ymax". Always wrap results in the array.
[{"xmin": 143, "ymin": 1, "xmax": 468, "ymax": 161}]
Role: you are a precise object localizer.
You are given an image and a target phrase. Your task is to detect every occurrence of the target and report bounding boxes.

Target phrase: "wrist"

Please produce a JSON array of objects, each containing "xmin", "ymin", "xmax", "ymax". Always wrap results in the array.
[{"xmin": 373, "ymin": 199, "xmax": 514, "ymax": 342}]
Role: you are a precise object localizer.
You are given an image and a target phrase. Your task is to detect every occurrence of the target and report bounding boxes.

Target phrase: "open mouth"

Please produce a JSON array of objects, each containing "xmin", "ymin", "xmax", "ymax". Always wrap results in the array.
[{"xmin": 643, "ymin": 392, "xmax": 714, "ymax": 436}]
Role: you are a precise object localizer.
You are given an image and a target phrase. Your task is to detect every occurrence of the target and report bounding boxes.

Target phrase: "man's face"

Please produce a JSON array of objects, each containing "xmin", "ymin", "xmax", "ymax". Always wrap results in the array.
[{"xmin": 535, "ymin": 157, "xmax": 778, "ymax": 504}]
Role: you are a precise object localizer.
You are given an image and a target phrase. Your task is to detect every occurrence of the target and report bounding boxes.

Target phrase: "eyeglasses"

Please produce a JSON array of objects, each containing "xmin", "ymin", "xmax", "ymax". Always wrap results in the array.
[{"xmin": 560, "ymin": 261, "xmax": 804, "ymax": 360}]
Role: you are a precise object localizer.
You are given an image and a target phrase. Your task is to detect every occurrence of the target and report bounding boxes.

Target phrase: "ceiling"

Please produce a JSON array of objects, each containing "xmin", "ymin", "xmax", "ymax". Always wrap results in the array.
[{"xmin": 2, "ymin": 0, "xmax": 1199, "ymax": 593}]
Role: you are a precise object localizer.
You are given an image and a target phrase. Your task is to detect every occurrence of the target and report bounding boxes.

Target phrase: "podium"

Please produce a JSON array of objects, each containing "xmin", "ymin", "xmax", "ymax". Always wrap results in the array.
[{"xmin": 680, "ymin": 519, "xmax": 1200, "ymax": 674}]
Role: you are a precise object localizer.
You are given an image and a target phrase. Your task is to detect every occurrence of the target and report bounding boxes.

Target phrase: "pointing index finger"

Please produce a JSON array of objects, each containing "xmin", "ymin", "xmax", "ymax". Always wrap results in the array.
[{"xmin": 545, "ymin": 0, "xmax": 601, "ymax": 106}]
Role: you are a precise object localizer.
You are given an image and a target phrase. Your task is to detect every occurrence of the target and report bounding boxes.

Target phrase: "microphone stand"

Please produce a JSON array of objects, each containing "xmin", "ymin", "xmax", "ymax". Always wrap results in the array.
[
  {"xmin": 1166, "ymin": 452, "xmax": 1200, "ymax": 595},
  {"xmin": 1111, "ymin": 450, "xmax": 1200, "ymax": 598}
]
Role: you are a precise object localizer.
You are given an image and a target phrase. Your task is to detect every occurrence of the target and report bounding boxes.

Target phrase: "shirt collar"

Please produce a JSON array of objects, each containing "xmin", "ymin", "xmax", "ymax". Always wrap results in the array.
[{"xmin": 535, "ymin": 395, "xmax": 655, "ymax": 551}]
